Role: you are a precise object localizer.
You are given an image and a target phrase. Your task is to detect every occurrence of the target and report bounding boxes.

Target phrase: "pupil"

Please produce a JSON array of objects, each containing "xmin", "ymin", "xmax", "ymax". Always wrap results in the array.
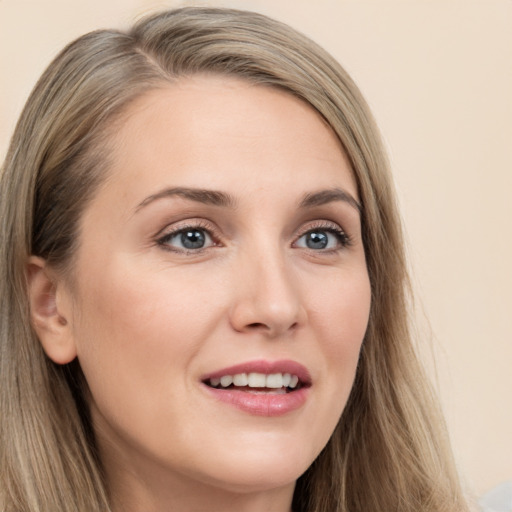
[
  {"xmin": 181, "ymin": 230, "xmax": 205, "ymax": 249},
  {"xmin": 307, "ymin": 231, "xmax": 328, "ymax": 249}
]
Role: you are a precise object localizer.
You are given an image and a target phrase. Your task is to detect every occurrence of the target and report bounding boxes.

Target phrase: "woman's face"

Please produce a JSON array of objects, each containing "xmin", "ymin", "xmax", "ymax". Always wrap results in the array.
[{"xmin": 61, "ymin": 77, "xmax": 371, "ymax": 497}]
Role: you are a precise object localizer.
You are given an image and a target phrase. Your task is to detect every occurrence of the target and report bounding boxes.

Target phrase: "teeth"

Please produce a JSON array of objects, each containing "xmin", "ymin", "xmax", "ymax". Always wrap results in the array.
[
  {"xmin": 248, "ymin": 373, "xmax": 266, "ymax": 387},
  {"xmin": 209, "ymin": 372, "xmax": 301, "ymax": 389},
  {"xmin": 220, "ymin": 375, "xmax": 233, "ymax": 387},
  {"xmin": 266, "ymin": 373, "xmax": 283, "ymax": 388},
  {"xmin": 233, "ymin": 373, "xmax": 248, "ymax": 386}
]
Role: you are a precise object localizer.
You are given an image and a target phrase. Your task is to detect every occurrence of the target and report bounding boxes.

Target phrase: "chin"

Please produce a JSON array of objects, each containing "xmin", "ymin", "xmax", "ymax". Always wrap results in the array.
[
  {"xmin": 196, "ymin": 456, "xmax": 308, "ymax": 494},
  {"xmin": 184, "ymin": 431, "xmax": 321, "ymax": 494}
]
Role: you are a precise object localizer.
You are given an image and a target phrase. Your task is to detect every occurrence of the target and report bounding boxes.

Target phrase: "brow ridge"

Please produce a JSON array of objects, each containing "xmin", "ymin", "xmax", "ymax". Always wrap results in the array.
[
  {"xmin": 299, "ymin": 188, "xmax": 361, "ymax": 212},
  {"xmin": 135, "ymin": 186, "xmax": 360, "ymax": 214},
  {"xmin": 135, "ymin": 187, "xmax": 237, "ymax": 211}
]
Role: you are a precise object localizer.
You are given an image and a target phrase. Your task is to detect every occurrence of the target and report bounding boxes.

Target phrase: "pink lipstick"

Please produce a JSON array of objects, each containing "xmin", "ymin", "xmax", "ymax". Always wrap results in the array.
[{"xmin": 201, "ymin": 359, "xmax": 311, "ymax": 417}]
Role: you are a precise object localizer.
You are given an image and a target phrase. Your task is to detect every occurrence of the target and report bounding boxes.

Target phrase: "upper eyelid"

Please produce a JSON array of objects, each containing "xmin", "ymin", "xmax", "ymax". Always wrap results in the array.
[
  {"xmin": 295, "ymin": 219, "xmax": 346, "ymax": 235},
  {"xmin": 155, "ymin": 218, "xmax": 347, "ymax": 239},
  {"xmin": 154, "ymin": 212, "xmax": 356, "ymax": 247},
  {"xmin": 156, "ymin": 218, "xmax": 218, "ymax": 238},
  {"xmin": 155, "ymin": 222, "xmax": 219, "ymax": 254},
  {"xmin": 293, "ymin": 220, "xmax": 353, "ymax": 249}
]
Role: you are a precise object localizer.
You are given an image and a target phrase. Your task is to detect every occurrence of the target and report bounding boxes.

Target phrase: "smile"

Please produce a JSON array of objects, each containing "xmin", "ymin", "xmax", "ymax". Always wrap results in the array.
[
  {"xmin": 206, "ymin": 372, "xmax": 301, "ymax": 392},
  {"xmin": 201, "ymin": 360, "xmax": 311, "ymax": 416}
]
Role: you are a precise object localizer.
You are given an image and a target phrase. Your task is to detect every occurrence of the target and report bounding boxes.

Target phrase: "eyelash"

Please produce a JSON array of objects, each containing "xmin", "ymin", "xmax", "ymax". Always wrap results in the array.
[
  {"xmin": 155, "ymin": 219, "xmax": 351, "ymax": 254},
  {"xmin": 156, "ymin": 220, "xmax": 219, "ymax": 254},
  {"xmin": 295, "ymin": 221, "xmax": 352, "ymax": 252}
]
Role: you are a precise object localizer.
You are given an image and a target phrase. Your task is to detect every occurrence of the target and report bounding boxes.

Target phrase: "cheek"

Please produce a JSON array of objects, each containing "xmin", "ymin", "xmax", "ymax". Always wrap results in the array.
[
  {"xmin": 314, "ymin": 271, "xmax": 371, "ymax": 399},
  {"xmin": 70, "ymin": 251, "xmax": 245, "ymax": 398},
  {"xmin": 69, "ymin": 264, "xmax": 226, "ymax": 470},
  {"xmin": 315, "ymin": 266, "xmax": 371, "ymax": 346},
  {"xmin": 70, "ymin": 260, "xmax": 217, "ymax": 412}
]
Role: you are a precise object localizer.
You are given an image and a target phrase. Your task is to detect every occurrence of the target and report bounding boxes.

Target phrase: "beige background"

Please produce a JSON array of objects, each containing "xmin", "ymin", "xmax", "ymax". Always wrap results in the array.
[{"xmin": 1, "ymin": 0, "xmax": 511, "ymax": 497}]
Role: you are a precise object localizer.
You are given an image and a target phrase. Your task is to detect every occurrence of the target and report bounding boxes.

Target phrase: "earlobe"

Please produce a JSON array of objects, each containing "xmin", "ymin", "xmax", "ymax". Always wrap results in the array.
[{"xmin": 26, "ymin": 256, "xmax": 77, "ymax": 365}]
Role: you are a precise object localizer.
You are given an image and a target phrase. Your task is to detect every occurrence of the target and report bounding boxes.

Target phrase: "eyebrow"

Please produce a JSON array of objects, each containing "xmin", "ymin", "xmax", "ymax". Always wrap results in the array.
[
  {"xmin": 135, "ymin": 187, "xmax": 237, "ymax": 212},
  {"xmin": 135, "ymin": 186, "xmax": 361, "ymax": 214},
  {"xmin": 299, "ymin": 188, "xmax": 362, "ymax": 212}
]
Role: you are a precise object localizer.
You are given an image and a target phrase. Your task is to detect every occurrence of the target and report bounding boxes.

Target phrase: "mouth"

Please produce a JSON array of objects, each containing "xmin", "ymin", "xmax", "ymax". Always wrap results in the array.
[
  {"xmin": 200, "ymin": 360, "xmax": 311, "ymax": 416},
  {"xmin": 203, "ymin": 371, "xmax": 304, "ymax": 394}
]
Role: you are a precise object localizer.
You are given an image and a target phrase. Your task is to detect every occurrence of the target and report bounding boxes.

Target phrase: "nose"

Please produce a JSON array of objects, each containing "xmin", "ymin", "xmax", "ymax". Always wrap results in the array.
[{"xmin": 229, "ymin": 249, "xmax": 307, "ymax": 338}]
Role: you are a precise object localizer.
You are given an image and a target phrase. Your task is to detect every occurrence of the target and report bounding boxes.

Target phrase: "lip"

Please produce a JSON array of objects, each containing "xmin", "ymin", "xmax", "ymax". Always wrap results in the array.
[{"xmin": 200, "ymin": 359, "xmax": 311, "ymax": 417}]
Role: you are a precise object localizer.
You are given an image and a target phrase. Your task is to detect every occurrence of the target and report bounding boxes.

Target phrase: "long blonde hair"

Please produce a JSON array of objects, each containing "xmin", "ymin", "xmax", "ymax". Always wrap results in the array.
[{"xmin": 0, "ymin": 7, "xmax": 467, "ymax": 512}]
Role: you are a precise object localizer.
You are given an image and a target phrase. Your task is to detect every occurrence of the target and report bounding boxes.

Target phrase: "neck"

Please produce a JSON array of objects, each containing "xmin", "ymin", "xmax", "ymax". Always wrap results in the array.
[{"xmin": 108, "ymin": 463, "xmax": 295, "ymax": 512}]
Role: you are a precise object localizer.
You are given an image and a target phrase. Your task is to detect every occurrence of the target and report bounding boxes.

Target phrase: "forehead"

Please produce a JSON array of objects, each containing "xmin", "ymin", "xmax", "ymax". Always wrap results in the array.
[{"xmin": 98, "ymin": 75, "xmax": 357, "ymax": 209}]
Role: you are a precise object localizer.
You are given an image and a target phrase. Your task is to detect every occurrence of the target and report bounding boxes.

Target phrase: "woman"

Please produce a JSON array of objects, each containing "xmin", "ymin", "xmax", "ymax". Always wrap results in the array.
[{"xmin": 0, "ymin": 7, "xmax": 469, "ymax": 512}]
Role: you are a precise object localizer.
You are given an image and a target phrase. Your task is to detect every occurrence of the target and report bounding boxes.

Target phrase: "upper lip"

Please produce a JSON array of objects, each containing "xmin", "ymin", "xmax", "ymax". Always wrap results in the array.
[{"xmin": 201, "ymin": 359, "xmax": 312, "ymax": 386}]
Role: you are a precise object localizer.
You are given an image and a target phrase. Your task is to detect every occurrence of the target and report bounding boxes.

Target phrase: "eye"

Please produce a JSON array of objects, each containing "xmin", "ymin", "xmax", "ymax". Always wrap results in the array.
[
  {"xmin": 294, "ymin": 225, "xmax": 349, "ymax": 251},
  {"xmin": 158, "ymin": 226, "xmax": 216, "ymax": 252}
]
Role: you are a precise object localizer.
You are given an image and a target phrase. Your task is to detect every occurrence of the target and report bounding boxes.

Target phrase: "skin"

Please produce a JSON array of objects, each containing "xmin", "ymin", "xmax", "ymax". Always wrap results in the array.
[{"xmin": 29, "ymin": 76, "xmax": 371, "ymax": 512}]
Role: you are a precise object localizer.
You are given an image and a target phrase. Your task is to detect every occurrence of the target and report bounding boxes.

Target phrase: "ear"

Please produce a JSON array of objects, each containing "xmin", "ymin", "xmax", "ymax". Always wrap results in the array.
[{"xmin": 26, "ymin": 256, "xmax": 77, "ymax": 365}]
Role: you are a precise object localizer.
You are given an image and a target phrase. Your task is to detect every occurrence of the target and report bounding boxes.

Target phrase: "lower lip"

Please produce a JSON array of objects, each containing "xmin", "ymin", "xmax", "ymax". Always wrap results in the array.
[{"xmin": 203, "ymin": 385, "xmax": 309, "ymax": 417}]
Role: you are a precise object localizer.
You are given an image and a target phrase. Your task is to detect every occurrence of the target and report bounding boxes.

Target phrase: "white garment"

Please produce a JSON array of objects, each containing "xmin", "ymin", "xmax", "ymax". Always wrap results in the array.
[{"xmin": 480, "ymin": 482, "xmax": 512, "ymax": 512}]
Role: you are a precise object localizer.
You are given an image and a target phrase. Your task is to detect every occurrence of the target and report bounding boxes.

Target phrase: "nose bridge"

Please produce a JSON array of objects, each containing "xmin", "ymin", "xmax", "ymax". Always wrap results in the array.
[{"xmin": 230, "ymin": 236, "xmax": 305, "ymax": 336}]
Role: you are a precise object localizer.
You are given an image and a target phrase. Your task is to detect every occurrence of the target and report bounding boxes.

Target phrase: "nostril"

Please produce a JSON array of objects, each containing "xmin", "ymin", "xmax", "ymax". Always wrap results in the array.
[
  {"xmin": 247, "ymin": 322, "xmax": 267, "ymax": 329},
  {"xmin": 245, "ymin": 320, "xmax": 299, "ymax": 337}
]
